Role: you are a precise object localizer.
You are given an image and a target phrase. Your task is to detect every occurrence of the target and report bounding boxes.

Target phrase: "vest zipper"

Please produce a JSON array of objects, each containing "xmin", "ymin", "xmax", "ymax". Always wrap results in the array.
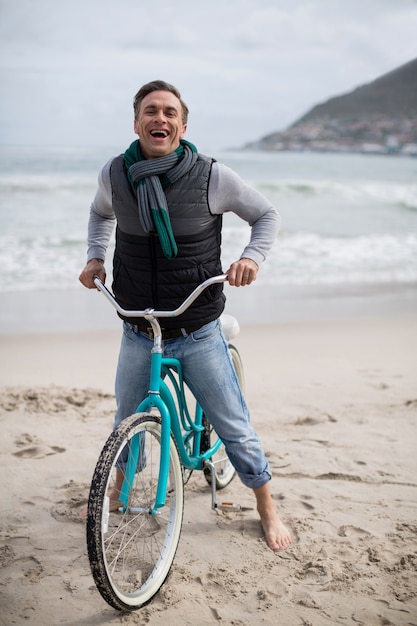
[{"xmin": 150, "ymin": 233, "xmax": 159, "ymax": 308}]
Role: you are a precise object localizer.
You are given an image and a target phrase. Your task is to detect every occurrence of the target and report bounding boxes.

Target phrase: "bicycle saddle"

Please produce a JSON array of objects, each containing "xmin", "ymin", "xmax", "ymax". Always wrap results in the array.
[{"xmin": 220, "ymin": 314, "xmax": 240, "ymax": 341}]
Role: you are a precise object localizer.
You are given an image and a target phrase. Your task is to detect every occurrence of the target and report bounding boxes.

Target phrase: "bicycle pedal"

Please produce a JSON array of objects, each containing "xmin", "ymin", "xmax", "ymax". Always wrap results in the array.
[{"xmin": 215, "ymin": 502, "xmax": 252, "ymax": 512}]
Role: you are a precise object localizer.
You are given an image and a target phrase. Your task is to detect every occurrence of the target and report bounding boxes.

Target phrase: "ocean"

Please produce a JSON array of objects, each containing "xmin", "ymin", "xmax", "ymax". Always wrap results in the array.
[{"xmin": 1, "ymin": 145, "xmax": 416, "ymax": 332}]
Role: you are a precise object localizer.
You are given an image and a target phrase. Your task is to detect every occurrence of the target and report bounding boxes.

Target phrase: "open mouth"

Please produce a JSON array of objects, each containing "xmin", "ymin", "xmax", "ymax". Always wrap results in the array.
[{"xmin": 150, "ymin": 130, "xmax": 169, "ymax": 138}]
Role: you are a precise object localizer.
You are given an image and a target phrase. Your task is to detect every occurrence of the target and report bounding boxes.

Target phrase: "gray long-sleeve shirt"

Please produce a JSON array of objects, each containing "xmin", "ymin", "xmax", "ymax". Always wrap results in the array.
[{"xmin": 86, "ymin": 157, "xmax": 280, "ymax": 267}]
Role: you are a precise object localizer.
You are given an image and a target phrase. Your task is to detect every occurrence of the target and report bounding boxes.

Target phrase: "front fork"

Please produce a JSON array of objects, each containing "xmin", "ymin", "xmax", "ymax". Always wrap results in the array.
[
  {"xmin": 118, "ymin": 397, "xmax": 172, "ymax": 516},
  {"xmin": 119, "ymin": 351, "xmax": 172, "ymax": 516}
]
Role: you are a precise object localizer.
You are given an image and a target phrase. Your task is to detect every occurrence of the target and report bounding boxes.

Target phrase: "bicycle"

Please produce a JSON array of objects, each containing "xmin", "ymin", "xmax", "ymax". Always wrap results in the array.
[{"xmin": 86, "ymin": 274, "xmax": 246, "ymax": 611}]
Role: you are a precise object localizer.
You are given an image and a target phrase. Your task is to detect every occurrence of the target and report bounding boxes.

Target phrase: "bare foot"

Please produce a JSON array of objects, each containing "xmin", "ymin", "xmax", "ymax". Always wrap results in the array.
[
  {"xmin": 254, "ymin": 484, "xmax": 292, "ymax": 551},
  {"xmin": 259, "ymin": 507, "xmax": 292, "ymax": 551}
]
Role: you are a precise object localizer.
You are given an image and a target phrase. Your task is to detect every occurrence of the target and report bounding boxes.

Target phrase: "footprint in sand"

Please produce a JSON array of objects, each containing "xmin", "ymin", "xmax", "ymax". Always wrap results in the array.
[
  {"xmin": 13, "ymin": 434, "xmax": 65, "ymax": 459},
  {"xmin": 338, "ymin": 525, "xmax": 371, "ymax": 538},
  {"xmin": 299, "ymin": 561, "xmax": 330, "ymax": 586},
  {"xmin": 50, "ymin": 480, "xmax": 89, "ymax": 524},
  {"xmin": 13, "ymin": 444, "xmax": 66, "ymax": 459},
  {"xmin": 13, "ymin": 555, "xmax": 44, "ymax": 583}
]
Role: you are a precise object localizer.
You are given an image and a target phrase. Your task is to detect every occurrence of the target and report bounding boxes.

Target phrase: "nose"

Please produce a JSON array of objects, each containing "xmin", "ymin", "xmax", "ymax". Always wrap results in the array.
[{"xmin": 154, "ymin": 108, "xmax": 166, "ymax": 122}]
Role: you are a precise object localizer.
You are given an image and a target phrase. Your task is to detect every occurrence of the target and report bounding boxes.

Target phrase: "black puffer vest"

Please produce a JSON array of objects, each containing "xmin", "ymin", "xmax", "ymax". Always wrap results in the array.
[{"xmin": 109, "ymin": 153, "xmax": 225, "ymax": 328}]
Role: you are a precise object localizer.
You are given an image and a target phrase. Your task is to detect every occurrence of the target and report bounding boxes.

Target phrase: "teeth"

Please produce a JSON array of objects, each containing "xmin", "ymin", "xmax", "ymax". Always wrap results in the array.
[{"xmin": 151, "ymin": 130, "xmax": 168, "ymax": 137}]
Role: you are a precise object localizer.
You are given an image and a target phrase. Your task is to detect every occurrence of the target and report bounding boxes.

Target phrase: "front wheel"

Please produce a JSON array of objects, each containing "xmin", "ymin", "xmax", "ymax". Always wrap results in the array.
[
  {"xmin": 86, "ymin": 413, "xmax": 184, "ymax": 611},
  {"xmin": 202, "ymin": 343, "xmax": 245, "ymax": 489}
]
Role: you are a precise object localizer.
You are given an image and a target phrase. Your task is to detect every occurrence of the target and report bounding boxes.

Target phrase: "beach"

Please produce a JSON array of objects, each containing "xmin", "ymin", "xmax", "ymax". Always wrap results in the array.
[
  {"xmin": 1, "ymin": 283, "xmax": 416, "ymax": 626},
  {"xmin": 1, "ymin": 145, "xmax": 416, "ymax": 624}
]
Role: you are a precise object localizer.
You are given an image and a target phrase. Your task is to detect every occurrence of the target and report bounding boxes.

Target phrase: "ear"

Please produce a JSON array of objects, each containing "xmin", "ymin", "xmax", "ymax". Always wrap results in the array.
[
  {"xmin": 180, "ymin": 123, "xmax": 187, "ymax": 138},
  {"xmin": 134, "ymin": 118, "xmax": 139, "ymax": 135}
]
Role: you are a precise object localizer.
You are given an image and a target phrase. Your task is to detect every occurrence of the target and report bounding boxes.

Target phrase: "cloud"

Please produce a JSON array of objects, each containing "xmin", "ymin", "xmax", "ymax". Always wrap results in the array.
[{"xmin": 1, "ymin": 0, "xmax": 416, "ymax": 151}]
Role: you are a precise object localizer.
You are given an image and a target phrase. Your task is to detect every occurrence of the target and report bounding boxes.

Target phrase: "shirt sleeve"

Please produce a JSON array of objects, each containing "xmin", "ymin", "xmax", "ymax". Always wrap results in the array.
[
  {"xmin": 86, "ymin": 158, "xmax": 117, "ymax": 262},
  {"xmin": 208, "ymin": 161, "xmax": 281, "ymax": 266}
]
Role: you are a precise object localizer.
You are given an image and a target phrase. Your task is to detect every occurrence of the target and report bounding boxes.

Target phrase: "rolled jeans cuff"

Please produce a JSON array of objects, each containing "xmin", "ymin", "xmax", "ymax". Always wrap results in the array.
[{"xmin": 237, "ymin": 465, "xmax": 272, "ymax": 490}]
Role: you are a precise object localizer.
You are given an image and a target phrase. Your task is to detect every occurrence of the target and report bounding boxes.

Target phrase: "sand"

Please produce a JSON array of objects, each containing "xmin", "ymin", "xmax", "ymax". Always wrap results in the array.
[{"xmin": 1, "ymin": 310, "xmax": 416, "ymax": 625}]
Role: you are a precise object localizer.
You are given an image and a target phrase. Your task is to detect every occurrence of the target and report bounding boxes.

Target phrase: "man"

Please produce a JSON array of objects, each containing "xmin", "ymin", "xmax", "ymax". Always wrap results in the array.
[{"xmin": 79, "ymin": 80, "xmax": 292, "ymax": 551}]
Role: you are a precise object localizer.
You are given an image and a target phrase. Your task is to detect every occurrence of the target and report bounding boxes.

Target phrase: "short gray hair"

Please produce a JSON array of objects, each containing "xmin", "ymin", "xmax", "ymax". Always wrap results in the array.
[{"xmin": 133, "ymin": 80, "xmax": 189, "ymax": 124}]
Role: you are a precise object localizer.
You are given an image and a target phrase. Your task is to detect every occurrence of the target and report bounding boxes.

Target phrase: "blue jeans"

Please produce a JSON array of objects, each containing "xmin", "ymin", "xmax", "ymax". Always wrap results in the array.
[{"xmin": 114, "ymin": 318, "xmax": 271, "ymax": 489}]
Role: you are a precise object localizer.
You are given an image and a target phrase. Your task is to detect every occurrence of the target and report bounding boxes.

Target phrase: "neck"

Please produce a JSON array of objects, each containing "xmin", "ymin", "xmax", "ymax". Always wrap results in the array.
[{"xmin": 139, "ymin": 140, "xmax": 182, "ymax": 160}]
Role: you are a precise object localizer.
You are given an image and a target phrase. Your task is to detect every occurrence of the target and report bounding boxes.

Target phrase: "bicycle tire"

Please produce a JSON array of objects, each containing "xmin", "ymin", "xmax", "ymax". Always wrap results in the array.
[
  {"xmin": 86, "ymin": 413, "xmax": 184, "ymax": 611},
  {"xmin": 229, "ymin": 343, "xmax": 246, "ymax": 395},
  {"xmin": 203, "ymin": 343, "xmax": 245, "ymax": 489}
]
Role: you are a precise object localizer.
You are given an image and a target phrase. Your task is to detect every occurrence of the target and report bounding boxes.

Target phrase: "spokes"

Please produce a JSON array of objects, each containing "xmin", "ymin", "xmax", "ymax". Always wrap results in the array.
[
  {"xmin": 103, "ymin": 473, "xmax": 165, "ymax": 592},
  {"xmin": 104, "ymin": 512, "xmax": 161, "ymax": 582}
]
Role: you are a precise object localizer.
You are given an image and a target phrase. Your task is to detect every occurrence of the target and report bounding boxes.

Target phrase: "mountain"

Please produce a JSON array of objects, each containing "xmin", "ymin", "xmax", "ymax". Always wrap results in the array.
[{"xmin": 246, "ymin": 58, "xmax": 417, "ymax": 155}]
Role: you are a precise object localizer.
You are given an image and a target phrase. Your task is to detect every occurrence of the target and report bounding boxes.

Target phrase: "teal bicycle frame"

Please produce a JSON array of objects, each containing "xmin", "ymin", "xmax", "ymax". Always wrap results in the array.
[
  {"xmin": 94, "ymin": 274, "xmax": 228, "ymax": 517},
  {"xmin": 123, "ymin": 356, "xmax": 224, "ymax": 516}
]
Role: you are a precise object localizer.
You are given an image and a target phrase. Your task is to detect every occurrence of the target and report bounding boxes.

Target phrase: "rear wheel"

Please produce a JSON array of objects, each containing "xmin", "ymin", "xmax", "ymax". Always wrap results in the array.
[
  {"xmin": 229, "ymin": 343, "xmax": 245, "ymax": 395},
  {"xmin": 86, "ymin": 413, "xmax": 184, "ymax": 611},
  {"xmin": 202, "ymin": 343, "xmax": 245, "ymax": 489}
]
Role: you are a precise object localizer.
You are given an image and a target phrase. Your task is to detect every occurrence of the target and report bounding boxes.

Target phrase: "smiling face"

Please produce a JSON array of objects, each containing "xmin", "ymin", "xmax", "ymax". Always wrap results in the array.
[{"xmin": 134, "ymin": 90, "xmax": 187, "ymax": 159}]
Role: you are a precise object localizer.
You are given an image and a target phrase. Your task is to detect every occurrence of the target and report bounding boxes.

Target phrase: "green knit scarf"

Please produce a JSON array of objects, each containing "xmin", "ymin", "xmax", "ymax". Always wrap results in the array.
[{"xmin": 124, "ymin": 139, "xmax": 198, "ymax": 259}]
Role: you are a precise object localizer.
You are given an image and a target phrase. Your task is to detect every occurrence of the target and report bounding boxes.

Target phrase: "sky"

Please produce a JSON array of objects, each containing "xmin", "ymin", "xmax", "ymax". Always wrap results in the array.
[{"xmin": 1, "ymin": 0, "xmax": 417, "ymax": 152}]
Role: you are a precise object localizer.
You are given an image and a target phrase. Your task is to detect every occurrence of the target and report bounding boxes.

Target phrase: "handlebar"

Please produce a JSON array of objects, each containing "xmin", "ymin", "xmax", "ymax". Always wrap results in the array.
[{"xmin": 93, "ymin": 274, "xmax": 228, "ymax": 319}]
